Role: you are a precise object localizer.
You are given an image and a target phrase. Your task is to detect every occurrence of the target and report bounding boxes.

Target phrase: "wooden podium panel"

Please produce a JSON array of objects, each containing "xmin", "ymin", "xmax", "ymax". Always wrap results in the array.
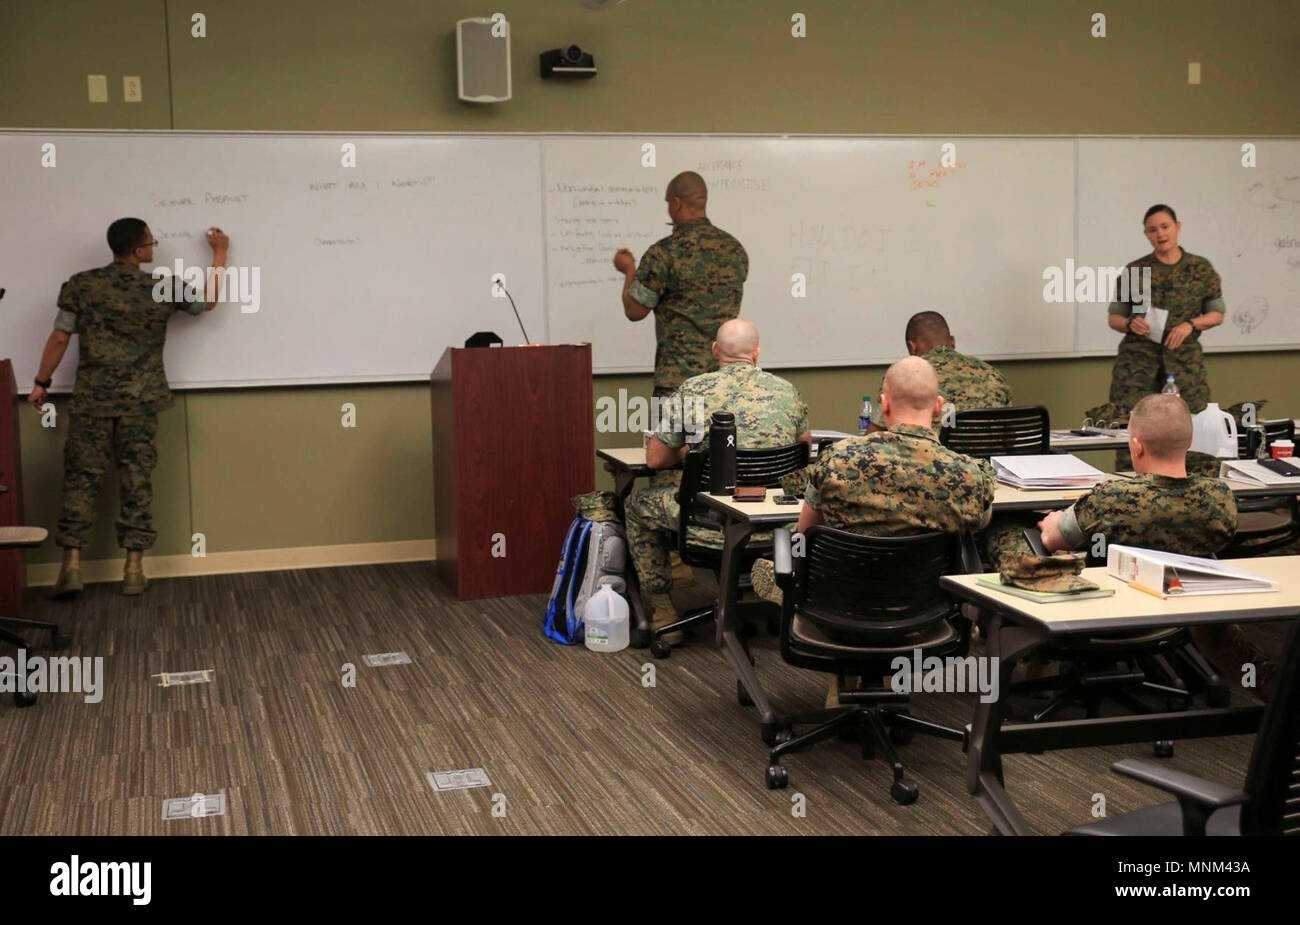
[
  {"xmin": 0, "ymin": 359, "xmax": 28, "ymax": 616},
  {"xmin": 431, "ymin": 345, "xmax": 595, "ymax": 599}
]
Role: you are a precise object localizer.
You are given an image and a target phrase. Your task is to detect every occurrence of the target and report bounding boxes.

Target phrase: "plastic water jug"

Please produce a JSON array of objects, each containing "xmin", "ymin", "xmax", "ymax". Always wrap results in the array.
[
  {"xmin": 1190, "ymin": 403, "xmax": 1238, "ymax": 459},
  {"xmin": 584, "ymin": 583, "xmax": 629, "ymax": 652}
]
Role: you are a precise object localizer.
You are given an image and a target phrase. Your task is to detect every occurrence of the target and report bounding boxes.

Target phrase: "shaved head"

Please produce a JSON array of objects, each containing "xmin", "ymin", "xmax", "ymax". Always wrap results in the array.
[
  {"xmin": 666, "ymin": 171, "xmax": 708, "ymax": 209},
  {"xmin": 715, "ymin": 318, "xmax": 759, "ymax": 362},
  {"xmin": 1129, "ymin": 393, "xmax": 1193, "ymax": 460},
  {"xmin": 882, "ymin": 356, "xmax": 940, "ymax": 413},
  {"xmin": 904, "ymin": 311, "xmax": 953, "ymax": 354}
]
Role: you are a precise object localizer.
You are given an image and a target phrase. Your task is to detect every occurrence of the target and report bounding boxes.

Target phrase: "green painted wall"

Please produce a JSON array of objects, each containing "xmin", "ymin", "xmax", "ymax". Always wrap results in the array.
[{"xmin": 3, "ymin": 0, "xmax": 1297, "ymax": 563}]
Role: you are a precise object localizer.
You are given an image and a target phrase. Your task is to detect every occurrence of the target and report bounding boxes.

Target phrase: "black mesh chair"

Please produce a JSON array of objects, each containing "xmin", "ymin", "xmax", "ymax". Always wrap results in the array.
[
  {"xmin": 939, "ymin": 405, "xmax": 1051, "ymax": 459},
  {"xmin": 648, "ymin": 441, "xmax": 810, "ymax": 658},
  {"xmin": 1223, "ymin": 419, "xmax": 1300, "ymax": 558},
  {"xmin": 1067, "ymin": 622, "xmax": 1300, "ymax": 835},
  {"xmin": 764, "ymin": 525, "xmax": 968, "ymax": 804}
]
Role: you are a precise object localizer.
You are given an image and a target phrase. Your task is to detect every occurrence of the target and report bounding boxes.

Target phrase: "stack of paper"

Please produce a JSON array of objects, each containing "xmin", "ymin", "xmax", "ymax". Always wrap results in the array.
[
  {"xmin": 1220, "ymin": 458, "xmax": 1300, "ymax": 486},
  {"xmin": 992, "ymin": 454, "xmax": 1106, "ymax": 490},
  {"xmin": 1106, "ymin": 544, "xmax": 1278, "ymax": 598}
]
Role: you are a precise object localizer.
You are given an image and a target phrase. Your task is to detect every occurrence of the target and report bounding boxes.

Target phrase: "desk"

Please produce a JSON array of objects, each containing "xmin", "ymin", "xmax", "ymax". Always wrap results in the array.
[
  {"xmin": 597, "ymin": 446, "xmax": 667, "ymax": 647},
  {"xmin": 1048, "ymin": 430, "xmax": 1129, "ymax": 452},
  {"xmin": 942, "ymin": 557, "xmax": 1300, "ymax": 835},
  {"xmin": 695, "ymin": 487, "xmax": 802, "ymax": 737}
]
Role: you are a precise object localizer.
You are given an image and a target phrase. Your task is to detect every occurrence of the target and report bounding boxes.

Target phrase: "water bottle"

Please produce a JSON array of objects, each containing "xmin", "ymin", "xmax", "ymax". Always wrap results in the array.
[
  {"xmin": 708, "ymin": 411, "xmax": 737, "ymax": 495},
  {"xmin": 584, "ymin": 584, "xmax": 629, "ymax": 652},
  {"xmin": 1161, "ymin": 375, "xmax": 1179, "ymax": 395},
  {"xmin": 858, "ymin": 395, "xmax": 873, "ymax": 435}
]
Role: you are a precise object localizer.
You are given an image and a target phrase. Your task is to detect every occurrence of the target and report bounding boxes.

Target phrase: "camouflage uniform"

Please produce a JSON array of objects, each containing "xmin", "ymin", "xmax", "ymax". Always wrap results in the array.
[
  {"xmin": 624, "ymin": 361, "xmax": 809, "ymax": 593},
  {"xmin": 54, "ymin": 260, "xmax": 205, "ymax": 550},
  {"xmin": 984, "ymin": 473, "xmax": 1238, "ymax": 573},
  {"xmin": 629, "ymin": 218, "xmax": 749, "ymax": 393},
  {"xmin": 1107, "ymin": 251, "xmax": 1225, "ymax": 416},
  {"xmin": 870, "ymin": 344, "xmax": 1012, "ymax": 431},
  {"xmin": 752, "ymin": 425, "xmax": 996, "ymax": 602}
]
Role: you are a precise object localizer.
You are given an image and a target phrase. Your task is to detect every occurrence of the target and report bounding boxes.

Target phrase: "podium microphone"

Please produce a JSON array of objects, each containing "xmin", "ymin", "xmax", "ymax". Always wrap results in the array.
[{"xmin": 493, "ymin": 279, "xmax": 531, "ymax": 345}]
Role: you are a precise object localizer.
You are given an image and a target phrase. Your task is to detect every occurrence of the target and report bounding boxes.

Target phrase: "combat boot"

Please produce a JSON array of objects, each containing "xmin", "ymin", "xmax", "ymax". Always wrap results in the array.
[
  {"xmin": 647, "ymin": 591, "xmax": 683, "ymax": 645},
  {"xmin": 52, "ymin": 547, "xmax": 83, "ymax": 600},
  {"xmin": 668, "ymin": 550, "xmax": 694, "ymax": 585},
  {"xmin": 123, "ymin": 550, "xmax": 149, "ymax": 596}
]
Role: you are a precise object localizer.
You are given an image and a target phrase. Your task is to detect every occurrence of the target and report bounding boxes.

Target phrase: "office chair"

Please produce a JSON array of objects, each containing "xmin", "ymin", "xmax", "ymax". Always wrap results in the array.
[
  {"xmin": 939, "ymin": 405, "xmax": 1051, "ymax": 459},
  {"xmin": 1223, "ymin": 418, "xmax": 1300, "ymax": 558},
  {"xmin": 763, "ymin": 525, "xmax": 968, "ymax": 804},
  {"xmin": 649, "ymin": 441, "xmax": 810, "ymax": 658},
  {"xmin": 0, "ymin": 518, "xmax": 69, "ymax": 708},
  {"xmin": 1067, "ymin": 622, "xmax": 1300, "ymax": 835}
]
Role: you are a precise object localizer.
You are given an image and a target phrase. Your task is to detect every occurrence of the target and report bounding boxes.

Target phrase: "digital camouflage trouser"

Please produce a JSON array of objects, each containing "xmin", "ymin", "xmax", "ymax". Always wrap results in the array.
[
  {"xmin": 56, "ymin": 413, "xmax": 159, "ymax": 550},
  {"xmin": 1108, "ymin": 338, "xmax": 1209, "ymax": 414}
]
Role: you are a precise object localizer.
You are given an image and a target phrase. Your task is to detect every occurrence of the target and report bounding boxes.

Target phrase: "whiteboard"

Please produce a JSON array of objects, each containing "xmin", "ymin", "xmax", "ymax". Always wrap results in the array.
[
  {"xmin": 544, "ymin": 137, "xmax": 1078, "ymax": 371},
  {"xmin": 1076, "ymin": 139, "xmax": 1300, "ymax": 354},
  {"xmin": 0, "ymin": 132, "xmax": 545, "ymax": 389}
]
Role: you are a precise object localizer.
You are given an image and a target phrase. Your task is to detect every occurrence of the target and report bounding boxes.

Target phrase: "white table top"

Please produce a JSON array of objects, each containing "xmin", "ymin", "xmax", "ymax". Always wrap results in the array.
[{"xmin": 942, "ymin": 556, "xmax": 1300, "ymax": 635}]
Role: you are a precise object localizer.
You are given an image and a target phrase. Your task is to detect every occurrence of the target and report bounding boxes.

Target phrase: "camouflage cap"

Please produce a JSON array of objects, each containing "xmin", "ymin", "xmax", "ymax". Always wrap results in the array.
[
  {"xmin": 1083, "ymin": 402, "xmax": 1132, "ymax": 431},
  {"xmin": 572, "ymin": 490, "xmax": 621, "ymax": 523},
  {"xmin": 1000, "ymin": 551, "xmax": 1097, "ymax": 593}
]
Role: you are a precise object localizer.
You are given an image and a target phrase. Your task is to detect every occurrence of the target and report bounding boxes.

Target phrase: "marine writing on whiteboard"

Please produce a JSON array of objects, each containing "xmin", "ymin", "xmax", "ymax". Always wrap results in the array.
[{"xmin": 907, "ymin": 158, "xmax": 967, "ymax": 191}]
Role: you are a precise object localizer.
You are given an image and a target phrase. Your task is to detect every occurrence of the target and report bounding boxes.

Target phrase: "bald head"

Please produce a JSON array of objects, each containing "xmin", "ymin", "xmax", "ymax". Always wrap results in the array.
[
  {"xmin": 1129, "ymin": 393, "xmax": 1193, "ymax": 462},
  {"xmin": 714, "ymin": 318, "xmax": 759, "ymax": 364},
  {"xmin": 904, "ymin": 311, "xmax": 954, "ymax": 355},
  {"xmin": 881, "ymin": 356, "xmax": 940, "ymax": 420}
]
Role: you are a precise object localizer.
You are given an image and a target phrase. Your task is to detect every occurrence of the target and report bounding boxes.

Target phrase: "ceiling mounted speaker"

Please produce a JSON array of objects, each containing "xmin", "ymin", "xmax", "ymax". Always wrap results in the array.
[{"xmin": 457, "ymin": 17, "xmax": 511, "ymax": 103}]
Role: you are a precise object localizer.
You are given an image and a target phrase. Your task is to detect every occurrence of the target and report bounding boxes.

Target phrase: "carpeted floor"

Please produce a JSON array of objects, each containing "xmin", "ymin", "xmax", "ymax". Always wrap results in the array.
[{"xmin": 0, "ymin": 563, "xmax": 1280, "ymax": 835}]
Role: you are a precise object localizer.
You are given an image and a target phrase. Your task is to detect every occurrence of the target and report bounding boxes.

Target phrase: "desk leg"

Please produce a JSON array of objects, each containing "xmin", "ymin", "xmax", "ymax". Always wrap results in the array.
[
  {"xmin": 612, "ymin": 471, "xmax": 652, "ymax": 648},
  {"xmin": 966, "ymin": 609, "xmax": 1041, "ymax": 836},
  {"xmin": 713, "ymin": 520, "xmax": 778, "ymax": 727}
]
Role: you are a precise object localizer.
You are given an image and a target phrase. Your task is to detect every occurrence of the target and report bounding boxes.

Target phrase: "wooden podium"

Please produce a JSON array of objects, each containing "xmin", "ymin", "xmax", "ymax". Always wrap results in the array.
[
  {"xmin": 0, "ymin": 359, "xmax": 28, "ymax": 617},
  {"xmin": 431, "ymin": 344, "xmax": 594, "ymax": 599}
]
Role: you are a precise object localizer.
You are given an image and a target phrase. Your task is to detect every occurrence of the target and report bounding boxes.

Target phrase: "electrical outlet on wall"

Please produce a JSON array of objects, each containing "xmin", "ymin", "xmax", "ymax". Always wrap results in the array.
[
  {"xmin": 87, "ymin": 75, "xmax": 108, "ymax": 103},
  {"xmin": 124, "ymin": 76, "xmax": 142, "ymax": 102}
]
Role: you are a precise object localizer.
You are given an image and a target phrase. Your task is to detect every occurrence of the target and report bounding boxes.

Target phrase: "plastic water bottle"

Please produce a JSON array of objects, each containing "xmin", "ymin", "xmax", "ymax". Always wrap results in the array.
[
  {"xmin": 858, "ymin": 396, "xmax": 873, "ymax": 435},
  {"xmin": 584, "ymin": 584, "xmax": 629, "ymax": 653},
  {"xmin": 1161, "ymin": 375, "xmax": 1179, "ymax": 396}
]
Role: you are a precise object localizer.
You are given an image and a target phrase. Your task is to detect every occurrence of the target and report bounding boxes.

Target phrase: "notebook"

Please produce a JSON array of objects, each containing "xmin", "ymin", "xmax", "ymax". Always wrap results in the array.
[{"xmin": 976, "ymin": 575, "xmax": 1114, "ymax": 604}]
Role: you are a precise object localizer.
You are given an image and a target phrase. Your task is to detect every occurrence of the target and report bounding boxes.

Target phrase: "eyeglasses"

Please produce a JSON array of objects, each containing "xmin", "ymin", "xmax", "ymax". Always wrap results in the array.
[{"xmin": 137, "ymin": 239, "xmax": 158, "ymax": 249}]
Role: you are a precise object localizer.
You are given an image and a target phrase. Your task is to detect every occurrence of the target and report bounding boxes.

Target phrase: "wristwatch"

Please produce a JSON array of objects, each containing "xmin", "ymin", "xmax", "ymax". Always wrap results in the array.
[{"xmin": 34, "ymin": 376, "xmax": 51, "ymax": 389}]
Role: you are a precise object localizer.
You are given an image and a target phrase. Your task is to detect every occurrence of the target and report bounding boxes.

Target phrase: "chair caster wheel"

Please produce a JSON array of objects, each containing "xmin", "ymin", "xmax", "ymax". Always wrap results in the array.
[
  {"xmin": 1205, "ymin": 684, "xmax": 1230, "ymax": 708},
  {"xmin": 760, "ymin": 723, "xmax": 790, "ymax": 747},
  {"xmin": 736, "ymin": 680, "xmax": 753, "ymax": 707},
  {"xmin": 650, "ymin": 639, "xmax": 672, "ymax": 659},
  {"xmin": 13, "ymin": 691, "xmax": 36, "ymax": 708},
  {"xmin": 1153, "ymin": 740, "xmax": 1175, "ymax": 758},
  {"xmin": 630, "ymin": 628, "xmax": 651, "ymax": 649},
  {"xmin": 1164, "ymin": 696, "xmax": 1190, "ymax": 712},
  {"xmin": 890, "ymin": 779, "xmax": 919, "ymax": 805},
  {"xmin": 773, "ymin": 728, "xmax": 793, "ymax": 745},
  {"xmin": 766, "ymin": 765, "xmax": 788, "ymax": 789}
]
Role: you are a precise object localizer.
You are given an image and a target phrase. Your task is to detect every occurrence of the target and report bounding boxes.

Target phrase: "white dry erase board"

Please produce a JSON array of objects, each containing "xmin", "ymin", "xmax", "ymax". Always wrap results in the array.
[{"xmin": 1, "ymin": 131, "xmax": 1296, "ymax": 390}]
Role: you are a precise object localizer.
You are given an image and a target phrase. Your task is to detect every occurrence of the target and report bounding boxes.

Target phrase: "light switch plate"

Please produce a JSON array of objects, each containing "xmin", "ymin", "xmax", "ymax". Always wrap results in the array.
[
  {"xmin": 87, "ymin": 75, "xmax": 108, "ymax": 103},
  {"xmin": 1188, "ymin": 62, "xmax": 1201, "ymax": 85},
  {"xmin": 124, "ymin": 76, "xmax": 142, "ymax": 102}
]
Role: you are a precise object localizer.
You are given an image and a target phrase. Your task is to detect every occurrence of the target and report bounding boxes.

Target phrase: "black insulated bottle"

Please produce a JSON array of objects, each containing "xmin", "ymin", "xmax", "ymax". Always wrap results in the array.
[{"xmin": 709, "ymin": 411, "xmax": 737, "ymax": 495}]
